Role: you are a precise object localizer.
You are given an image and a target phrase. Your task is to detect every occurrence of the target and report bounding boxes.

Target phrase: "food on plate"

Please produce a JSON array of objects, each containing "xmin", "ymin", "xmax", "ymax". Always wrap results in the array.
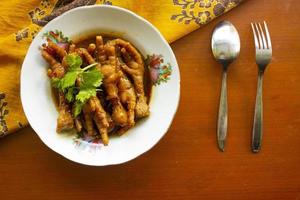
[{"xmin": 41, "ymin": 32, "xmax": 152, "ymax": 145}]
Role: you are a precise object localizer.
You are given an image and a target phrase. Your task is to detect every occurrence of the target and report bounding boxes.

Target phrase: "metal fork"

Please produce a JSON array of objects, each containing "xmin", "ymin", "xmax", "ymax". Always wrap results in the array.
[{"xmin": 250, "ymin": 21, "xmax": 272, "ymax": 153}]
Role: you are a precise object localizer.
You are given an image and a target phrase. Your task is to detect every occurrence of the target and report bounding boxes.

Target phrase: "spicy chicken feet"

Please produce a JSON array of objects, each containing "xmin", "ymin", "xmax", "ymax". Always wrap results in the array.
[
  {"xmin": 107, "ymin": 39, "xmax": 150, "ymax": 118},
  {"xmin": 89, "ymin": 96, "xmax": 110, "ymax": 145},
  {"xmin": 96, "ymin": 36, "xmax": 128, "ymax": 127},
  {"xmin": 119, "ymin": 44, "xmax": 149, "ymax": 118},
  {"xmin": 43, "ymin": 34, "xmax": 152, "ymax": 143},
  {"xmin": 116, "ymin": 58, "xmax": 136, "ymax": 127}
]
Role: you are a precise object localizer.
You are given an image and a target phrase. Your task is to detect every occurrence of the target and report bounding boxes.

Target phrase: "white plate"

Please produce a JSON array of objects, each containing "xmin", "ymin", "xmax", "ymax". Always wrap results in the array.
[{"xmin": 21, "ymin": 5, "xmax": 180, "ymax": 166}]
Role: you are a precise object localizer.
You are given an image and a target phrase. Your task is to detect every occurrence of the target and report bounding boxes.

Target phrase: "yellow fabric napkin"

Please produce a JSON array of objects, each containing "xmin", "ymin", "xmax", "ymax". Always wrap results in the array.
[{"xmin": 0, "ymin": 0, "xmax": 243, "ymax": 137}]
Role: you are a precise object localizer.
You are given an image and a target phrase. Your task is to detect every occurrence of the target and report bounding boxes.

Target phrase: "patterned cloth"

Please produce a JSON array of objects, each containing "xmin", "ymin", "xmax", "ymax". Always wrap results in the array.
[{"xmin": 0, "ymin": 0, "xmax": 244, "ymax": 137}]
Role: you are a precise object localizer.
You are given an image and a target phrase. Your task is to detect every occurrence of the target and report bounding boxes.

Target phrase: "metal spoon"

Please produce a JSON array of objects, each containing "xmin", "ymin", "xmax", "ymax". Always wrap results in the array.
[{"xmin": 211, "ymin": 21, "xmax": 240, "ymax": 152}]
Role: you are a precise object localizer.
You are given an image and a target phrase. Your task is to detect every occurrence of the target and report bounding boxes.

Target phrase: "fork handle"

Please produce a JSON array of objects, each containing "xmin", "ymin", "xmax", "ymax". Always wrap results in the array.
[
  {"xmin": 217, "ymin": 70, "xmax": 228, "ymax": 152},
  {"xmin": 252, "ymin": 70, "xmax": 264, "ymax": 153}
]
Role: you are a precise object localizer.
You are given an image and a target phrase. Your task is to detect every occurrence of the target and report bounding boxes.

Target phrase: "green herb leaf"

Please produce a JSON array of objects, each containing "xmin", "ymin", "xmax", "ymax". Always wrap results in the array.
[
  {"xmin": 65, "ymin": 88, "xmax": 75, "ymax": 103},
  {"xmin": 60, "ymin": 71, "xmax": 78, "ymax": 89},
  {"xmin": 66, "ymin": 54, "xmax": 82, "ymax": 71},
  {"xmin": 81, "ymin": 68, "xmax": 103, "ymax": 88},
  {"xmin": 51, "ymin": 78, "xmax": 61, "ymax": 89},
  {"xmin": 73, "ymin": 101, "xmax": 84, "ymax": 117},
  {"xmin": 76, "ymin": 88, "xmax": 96, "ymax": 103}
]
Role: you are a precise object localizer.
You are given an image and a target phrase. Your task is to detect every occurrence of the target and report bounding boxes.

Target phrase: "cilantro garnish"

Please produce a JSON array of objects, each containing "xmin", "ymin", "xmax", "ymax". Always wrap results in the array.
[{"xmin": 51, "ymin": 54, "xmax": 103, "ymax": 117}]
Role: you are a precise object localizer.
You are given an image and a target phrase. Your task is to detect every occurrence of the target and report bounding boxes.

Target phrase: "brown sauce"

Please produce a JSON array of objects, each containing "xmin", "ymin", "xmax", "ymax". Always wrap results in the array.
[
  {"xmin": 52, "ymin": 88, "xmax": 59, "ymax": 110},
  {"xmin": 52, "ymin": 34, "xmax": 152, "ymax": 109}
]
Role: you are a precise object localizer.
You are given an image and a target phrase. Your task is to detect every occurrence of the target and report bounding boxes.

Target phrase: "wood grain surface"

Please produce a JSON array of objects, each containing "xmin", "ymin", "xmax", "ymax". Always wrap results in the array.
[{"xmin": 1, "ymin": 0, "xmax": 300, "ymax": 199}]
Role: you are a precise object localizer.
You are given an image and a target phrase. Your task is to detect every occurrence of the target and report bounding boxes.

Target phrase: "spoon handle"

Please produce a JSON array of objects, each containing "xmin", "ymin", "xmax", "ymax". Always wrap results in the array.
[
  {"xmin": 252, "ymin": 70, "xmax": 264, "ymax": 153},
  {"xmin": 217, "ymin": 70, "xmax": 228, "ymax": 152}
]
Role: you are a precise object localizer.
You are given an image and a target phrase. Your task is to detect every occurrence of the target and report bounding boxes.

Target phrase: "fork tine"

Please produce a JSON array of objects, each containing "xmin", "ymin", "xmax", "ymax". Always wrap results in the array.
[
  {"xmin": 254, "ymin": 23, "xmax": 263, "ymax": 49},
  {"xmin": 258, "ymin": 23, "xmax": 267, "ymax": 49},
  {"xmin": 251, "ymin": 23, "xmax": 259, "ymax": 50},
  {"xmin": 264, "ymin": 21, "xmax": 272, "ymax": 49}
]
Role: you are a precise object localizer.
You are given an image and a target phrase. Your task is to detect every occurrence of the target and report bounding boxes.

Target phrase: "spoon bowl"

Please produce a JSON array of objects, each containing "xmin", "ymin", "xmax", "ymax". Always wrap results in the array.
[{"xmin": 212, "ymin": 21, "xmax": 240, "ymax": 66}]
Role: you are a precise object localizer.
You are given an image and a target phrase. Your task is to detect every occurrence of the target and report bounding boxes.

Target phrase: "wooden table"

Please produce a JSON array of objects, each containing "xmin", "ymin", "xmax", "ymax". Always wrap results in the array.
[{"xmin": 1, "ymin": 0, "xmax": 300, "ymax": 199}]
